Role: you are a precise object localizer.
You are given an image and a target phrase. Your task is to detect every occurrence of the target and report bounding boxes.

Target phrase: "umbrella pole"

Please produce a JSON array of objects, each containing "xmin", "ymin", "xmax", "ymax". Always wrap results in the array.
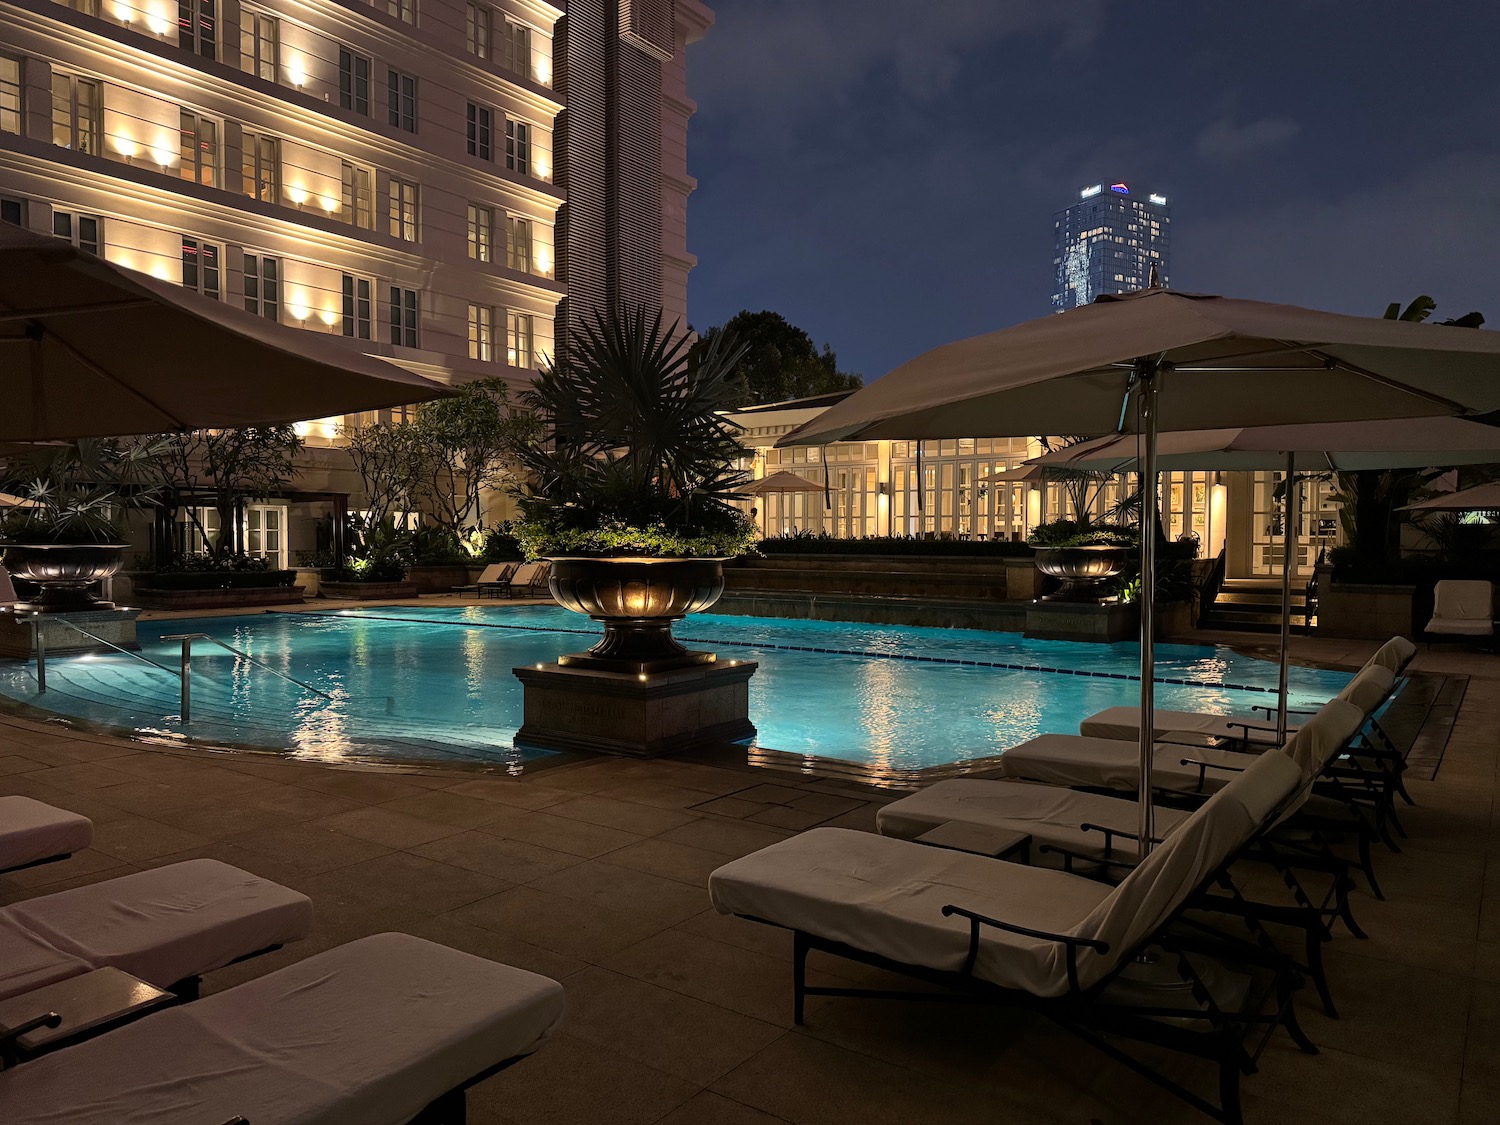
[
  {"xmin": 1277, "ymin": 452, "xmax": 1298, "ymax": 742},
  {"xmin": 1136, "ymin": 361, "xmax": 1160, "ymax": 862}
]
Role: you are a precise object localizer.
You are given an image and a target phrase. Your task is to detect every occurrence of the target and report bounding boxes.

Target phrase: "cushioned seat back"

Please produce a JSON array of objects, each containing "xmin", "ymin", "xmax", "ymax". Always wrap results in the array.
[
  {"xmin": 508, "ymin": 562, "xmax": 540, "ymax": 587},
  {"xmin": 1434, "ymin": 580, "xmax": 1493, "ymax": 622},
  {"xmin": 1071, "ymin": 752, "xmax": 1302, "ymax": 988},
  {"xmin": 1283, "ymin": 698, "xmax": 1365, "ymax": 779},
  {"xmin": 1368, "ymin": 636, "xmax": 1417, "ymax": 674},
  {"xmin": 1336, "ymin": 666, "xmax": 1396, "ymax": 717},
  {"xmin": 475, "ymin": 564, "xmax": 505, "ymax": 584}
]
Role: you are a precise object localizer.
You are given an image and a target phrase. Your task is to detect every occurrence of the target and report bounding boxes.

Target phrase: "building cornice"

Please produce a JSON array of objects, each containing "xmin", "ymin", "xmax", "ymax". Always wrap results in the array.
[
  {"xmin": 663, "ymin": 170, "xmax": 697, "ymax": 195},
  {"xmin": 676, "ymin": 0, "xmax": 714, "ymax": 43}
]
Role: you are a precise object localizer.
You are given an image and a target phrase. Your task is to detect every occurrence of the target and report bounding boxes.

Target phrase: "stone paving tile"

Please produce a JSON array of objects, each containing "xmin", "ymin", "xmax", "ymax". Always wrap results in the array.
[
  {"xmin": 221, "ymin": 822, "xmax": 394, "ymax": 873},
  {"xmin": 527, "ymin": 860, "xmax": 708, "ymax": 930},
  {"xmin": 412, "ymin": 830, "xmax": 582, "ymax": 883},
  {"xmin": 543, "ymin": 794, "xmax": 698, "ymax": 837},
  {"xmin": 315, "ymin": 805, "xmax": 467, "ymax": 850},
  {"xmin": 299, "ymin": 850, "xmax": 509, "ymax": 915},
  {"xmin": 87, "ymin": 815, "xmax": 214, "ymax": 864},
  {"xmin": 478, "ymin": 809, "xmax": 646, "ymax": 858}
]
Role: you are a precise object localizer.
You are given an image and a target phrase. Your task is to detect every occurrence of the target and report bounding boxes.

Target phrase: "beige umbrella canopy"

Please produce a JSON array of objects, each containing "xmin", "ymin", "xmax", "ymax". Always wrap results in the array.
[
  {"xmin": 0, "ymin": 224, "xmax": 451, "ymax": 440},
  {"xmin": 777, "ymin": 287, "xmax": 1500, "ymax": 859},
  {"xmin": 0, "ymin": 492, "xmax": 41, "ymax": 509},
  {"xmin": 740, "ymin": 470, "xmax": 827, "ymax": 494},
  {"xmin": 1402, "ymin": 481, "xmax": 1500, "ymax": 512}
]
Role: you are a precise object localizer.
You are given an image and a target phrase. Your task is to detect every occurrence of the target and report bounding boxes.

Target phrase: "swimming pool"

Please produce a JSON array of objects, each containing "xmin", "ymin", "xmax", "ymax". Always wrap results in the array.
[{"xmin": 0, "ymin": 606, "xmax": 1353, "ymax": 775}]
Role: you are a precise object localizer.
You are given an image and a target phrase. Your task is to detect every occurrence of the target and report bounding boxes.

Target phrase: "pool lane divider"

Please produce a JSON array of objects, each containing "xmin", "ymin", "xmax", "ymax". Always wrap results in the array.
[{"xmin": 271, "ymin": 611, "xmax": 1295, "ymax": 696}]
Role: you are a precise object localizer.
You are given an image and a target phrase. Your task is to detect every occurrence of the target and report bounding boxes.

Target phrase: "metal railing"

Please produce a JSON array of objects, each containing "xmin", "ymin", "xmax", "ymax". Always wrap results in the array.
[
  {"xmin": 159, "ymin": 633, "xmax": 334, "ymax": 721},
  {"xmin": 28, "ymin": 617, "xmax": 334, "ymax": 723}
]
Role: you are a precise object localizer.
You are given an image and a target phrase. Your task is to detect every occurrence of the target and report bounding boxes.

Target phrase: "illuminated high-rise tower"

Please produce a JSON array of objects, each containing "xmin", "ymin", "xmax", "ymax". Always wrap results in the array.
[{"xmin": 1051, "ymin": 181, "xmax": 1170, "ymax": 311}]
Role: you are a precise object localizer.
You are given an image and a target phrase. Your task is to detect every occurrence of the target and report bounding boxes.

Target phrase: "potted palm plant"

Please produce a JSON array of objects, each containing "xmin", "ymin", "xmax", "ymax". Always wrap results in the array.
[
  {"xmin": 0, "ymin": 440, "xmax": 160, "ymax": 612},
  {"xmin": 507, "ymin": 306, "xmax": 757, "ymax": 672}
]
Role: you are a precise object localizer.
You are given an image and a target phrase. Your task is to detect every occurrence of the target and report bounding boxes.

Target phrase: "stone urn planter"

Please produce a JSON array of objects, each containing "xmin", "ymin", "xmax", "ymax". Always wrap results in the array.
[
  {"xmin": 1034, "ymin": 546, "xmax": 1132, "ymax": 603},
  {"xmin": 1, "ymin": 542, "xmax": 129, "ymax": 611},
  {"xmin": 547, "ymin": 556, "xmax": 727, "ymax": 673}
]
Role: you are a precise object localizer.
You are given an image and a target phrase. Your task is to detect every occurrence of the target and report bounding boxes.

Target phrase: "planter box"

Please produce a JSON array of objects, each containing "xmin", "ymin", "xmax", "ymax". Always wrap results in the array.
[
  {"xmin": 1317, "ymin": 578, "xmax": 1416, "ymax": 639},
  {"xmin": 1005, "ymin": 557, "xmax": 1045, "ymax": 601},
  {"xmin": 406, "ymin": 564, "xmax": 483, "ymax": 594},
  {"xmin": 320, "ymin": 580, "xmax": 420, "ymax": 600},
  {"xmin": 130, "ymin": 585, "xmax": 306, "ymax": 611},
  {"xmin": 0, "ymin": 607, "xmax": 142, "ymax": 658}
]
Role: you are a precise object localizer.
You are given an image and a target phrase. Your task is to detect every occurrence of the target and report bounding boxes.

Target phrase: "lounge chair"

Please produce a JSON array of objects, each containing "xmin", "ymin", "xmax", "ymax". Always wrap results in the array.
[
  {"xmin": 0, "ymin": 932, "xmax": 566, "ymax": 1125},
  {"xmin": 710, "ymin": 751, "xmax": 1310, "ymax": 1125},
  {"xmin": 1078, "ymin": 635, "xmax": 1415, "ymax": 747},
  {"xmin": 451, "ymin": 563, "xmax": 514, "ymax": 597},
  {"xmin": 1425, "ymin": 580, "xmax": 1494, "ymax": 645},
  {"xmin": 502, "ymin": 560, "xmax": 552, "ymax": 599},
  {"xmin": 492, "ymin": 560, "xmax": 539, "ymax": 599},
  {"xmin": 0, "ymin": 797, "xmax": 92, "ymax": 875},
  {"xmin": 1000, "ymin": 665, "xmax": 1394, "ymax": 796},
  {"xmin": 0, "ymin": 858, "xmax": 312, "ymax": 1002},
  {"xmin": 878, "ymin": 699, "xmax": 1366, "ymax": 1015}
]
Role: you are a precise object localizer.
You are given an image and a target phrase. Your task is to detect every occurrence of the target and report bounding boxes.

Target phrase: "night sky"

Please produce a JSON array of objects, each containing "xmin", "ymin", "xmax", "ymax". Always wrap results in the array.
[{"xmin": 684, "ymin": 1, "xmax": 1500, "ymax": 382}]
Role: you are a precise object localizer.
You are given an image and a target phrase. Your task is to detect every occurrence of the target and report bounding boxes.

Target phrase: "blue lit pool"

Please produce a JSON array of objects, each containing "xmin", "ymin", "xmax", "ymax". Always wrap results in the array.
[{"xmin": 0, "ymin": 606, "xmax": 1353, "ymax": 774}]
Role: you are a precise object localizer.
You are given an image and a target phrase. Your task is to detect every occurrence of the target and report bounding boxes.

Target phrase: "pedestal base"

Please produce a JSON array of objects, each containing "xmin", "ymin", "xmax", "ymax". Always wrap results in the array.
[
  {"xmin": 0, "ymin": 608, "xmax": 142, "ymax": 658},
  {"xmin": 514, "ymin": 659, "xmax": 758, "ymax": 759}
]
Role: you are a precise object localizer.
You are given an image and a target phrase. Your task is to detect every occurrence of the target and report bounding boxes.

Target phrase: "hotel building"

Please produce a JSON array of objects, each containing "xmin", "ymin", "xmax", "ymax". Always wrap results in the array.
[
  {"xmin": 1052, "ymin": 180, "xmax": 1170, "ymax": 312},
  {"xmin": 0, "ymin": 0, "xmax": 711, "ymax": 558}
]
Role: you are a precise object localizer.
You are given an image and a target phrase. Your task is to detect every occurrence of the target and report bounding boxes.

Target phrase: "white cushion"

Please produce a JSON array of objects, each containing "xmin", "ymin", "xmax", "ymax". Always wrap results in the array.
[
  {"xmin": 4, "ymin": 859, "xmax": 312, "ymax": 991},
  {"xmin": 1426, "ymin": 616, "xmax": 1494, "ymax": 636},
  {"xmin": 1079, "ymin": 706, "xmax": 1288, "ymax": 745},
  {"xmin": 876, "ymin": 779, "xmax": 1194, "ymax": 859},
  {"xmin": 0, "ymin": 932, "xmax": 567, "ymax": 1125},
  {"xmin": 1433, "ymin": 580, "xmax": 1493, "ymax": 622},
  {"xmin": 1368, "ymin": 636, "xmax": 1417, "ymax": 673},
  {"xmin": 997, "ymin": 733, "xmax": 1260, "ymax": 794},
  {"xmin": 0, "ymin": 914, "xmax": 93, "ymax": 1001},
  {"xmin": 0, "ymin": 795, "xmax": 92, "ymax": 871},
  {"xmin": 1335, "ymin": 666, "xmax": 1395, "ymax": 715}
]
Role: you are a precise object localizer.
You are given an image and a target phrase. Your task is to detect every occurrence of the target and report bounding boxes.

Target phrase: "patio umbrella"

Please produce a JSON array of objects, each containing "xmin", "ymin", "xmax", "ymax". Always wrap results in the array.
[
  {"xmin": 1401, "ymin": 481, "xmax": 1500, "ymax": 512},
  {"xmin": 0, "ymin": 492, "xmax": 41, "ymax": 508},
  {"xmin": 778, "ymin": 287, "xmax": 1500, "ymax": 857},
  {"xmin": 739, "ymin": 470, "xmax": 827, "ymax": 493},
  {"xmin": 1028, "ymin": 416, "xmax": 1500, "ymax": 738},
  {"xmin": 0, "ymin": 223, "xmax": 451, "ymax": 440}
]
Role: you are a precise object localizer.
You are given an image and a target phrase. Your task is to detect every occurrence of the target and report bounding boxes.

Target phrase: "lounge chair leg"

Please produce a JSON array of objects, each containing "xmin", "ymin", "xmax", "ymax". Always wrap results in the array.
[
  {"xmin": 1306, "ymin": 926, "xmax": 1337, "ymax": 1019},
  {"xmin": 1276, "ymin": 972, "xmax": 1319, "ymax": 1056},
  {"xmin": 1357, "ymin": 833, "xmax": 1385, "ymax": 901},
  {"xmin": 1218, "ymin": 1052, "xmax": 1244, "ymax": 1125},
  {"xmin": 1336, "ymin": 873, "xmax": 1367, "ymax": 940},
  {"xmin": 792, "ymin": 930, "xmax": 810, "ymax": 1026}
]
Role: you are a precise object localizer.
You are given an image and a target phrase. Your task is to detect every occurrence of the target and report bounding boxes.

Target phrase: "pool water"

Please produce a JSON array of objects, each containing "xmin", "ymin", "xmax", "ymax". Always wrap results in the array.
[{"xmin": 0, "ymin": 606, "xmax": 1353, "ymax": 774}]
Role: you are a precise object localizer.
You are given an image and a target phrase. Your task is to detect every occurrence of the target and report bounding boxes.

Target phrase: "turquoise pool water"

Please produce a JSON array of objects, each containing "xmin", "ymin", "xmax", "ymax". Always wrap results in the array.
[{"xmin": 0, "ymin": 606, "xmax": 1353, "ymax": 774}]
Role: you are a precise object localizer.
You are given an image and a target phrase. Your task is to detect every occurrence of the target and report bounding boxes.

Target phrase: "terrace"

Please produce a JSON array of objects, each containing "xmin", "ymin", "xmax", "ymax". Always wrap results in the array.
[{"xmin": 1, "ymin": 627, "xmax": 1495, "ymax": 1124}]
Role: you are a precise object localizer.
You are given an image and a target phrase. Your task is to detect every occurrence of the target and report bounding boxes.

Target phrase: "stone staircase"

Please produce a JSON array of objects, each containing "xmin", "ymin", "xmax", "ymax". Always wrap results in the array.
[{"xmin": 1201, "ymin": 577, "xmax": 1313, "ymax": 633}]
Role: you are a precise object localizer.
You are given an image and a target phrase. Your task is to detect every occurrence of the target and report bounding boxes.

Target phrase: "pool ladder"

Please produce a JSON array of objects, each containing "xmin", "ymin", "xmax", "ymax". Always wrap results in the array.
[{"xmin": 30, "ymin": 618, "xmax": 334, "ymax": 722}]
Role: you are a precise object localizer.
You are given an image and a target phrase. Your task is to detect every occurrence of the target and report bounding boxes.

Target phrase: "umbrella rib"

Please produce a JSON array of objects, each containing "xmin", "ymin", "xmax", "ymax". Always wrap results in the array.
[
  {"xmin": 0, "ymin": 298, "xmax": 157, "ymax": 325},
  {"xmin": 34, "ymin": 322, "xmax": 191, "ymax": 431}
]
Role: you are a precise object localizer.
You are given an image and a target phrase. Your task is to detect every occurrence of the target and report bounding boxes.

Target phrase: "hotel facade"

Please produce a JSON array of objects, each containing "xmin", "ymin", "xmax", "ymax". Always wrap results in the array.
[{"xmin": 0, "ymin": 0, "xmax": 711, "ymax": 559}]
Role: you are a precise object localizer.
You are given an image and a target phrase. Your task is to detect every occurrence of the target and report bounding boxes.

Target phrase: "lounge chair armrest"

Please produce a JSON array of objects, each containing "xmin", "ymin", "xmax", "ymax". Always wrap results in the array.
[
  {"xmin": 1251, "ymin": 704, "xmax": 1318, "ymax": 719},
  {"xmin": 1175, "ymin": 755, "xmax": 1245, "ymax": 791},
  {"xmin": 1038, "ymin": 842, "xmax": 1142, "ymax": 882},
  {"xmin": 1077, "ymin": 822, "xmax": 1165, "ymax": 859},
  {"xmin": 1154, "ymin": 733, "xmax": 1228, "ymax": 749},
  {"xmin": 941, "ymin": 903, "xmax": 1109, "ymax": 993},
  {"xmin": 0, "ymin": 1009, "xmax": 62, "ymax": 1057}
]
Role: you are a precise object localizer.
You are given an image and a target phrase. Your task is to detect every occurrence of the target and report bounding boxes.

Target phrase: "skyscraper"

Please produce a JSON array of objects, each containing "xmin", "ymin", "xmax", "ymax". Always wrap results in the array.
[{"xmin": 1051, "ymin": 181, "xmax": 1170, "ymax": 311}]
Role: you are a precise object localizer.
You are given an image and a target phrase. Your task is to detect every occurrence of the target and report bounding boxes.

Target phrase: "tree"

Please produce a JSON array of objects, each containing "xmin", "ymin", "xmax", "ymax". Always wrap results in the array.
[
  {"xmin": 1332, "ymin": 295, "xmax": 1486, "ymax": 573},
  {"xmin": 407, "ymin": 378, "xmax": 537, "ymax": 533},
  {"xmin": 142, "ymin": 427, "xmax": 302, "ymax": 560},
  {"xmin": 696, "ymin": 310, "xmax": 863, "ymax": 406}
]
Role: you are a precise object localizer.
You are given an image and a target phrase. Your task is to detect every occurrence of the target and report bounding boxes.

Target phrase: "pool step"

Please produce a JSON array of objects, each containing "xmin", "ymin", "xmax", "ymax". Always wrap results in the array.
[{"xmin": 1202, "ymin": 579, "xmax": 1313, "ymax": 633}]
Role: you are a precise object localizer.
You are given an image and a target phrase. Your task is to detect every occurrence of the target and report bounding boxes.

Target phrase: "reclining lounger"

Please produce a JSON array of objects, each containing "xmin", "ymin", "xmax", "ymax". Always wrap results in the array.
[
  {"xmin": 878, "ymin": 700, "xmax": 1367, "ymax": 1016},
  {"xmin": 0, "ymin": 796, "xmax": 92, "ymax": 875},
  {"xmin": 0, "ymin": 932, "xmax": 567, "ymax": 1125},
  {"xmin": 710, "ymin": 752, "xmax": 1310, "ymax": 1125},
  {"xmin": 1077, "ymin": 636, "xmax": 1415, "ymax": 746},
  {"xmin": 0, "ymin": 858, "xmax": 312, "ymax": 1002}
]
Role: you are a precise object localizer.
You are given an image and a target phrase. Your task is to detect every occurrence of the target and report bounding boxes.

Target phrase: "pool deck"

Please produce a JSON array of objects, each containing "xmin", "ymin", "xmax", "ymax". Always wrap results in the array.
[{"xmin": 1, "ymin": 628, "xmax": 1497, "ymax": 1124}]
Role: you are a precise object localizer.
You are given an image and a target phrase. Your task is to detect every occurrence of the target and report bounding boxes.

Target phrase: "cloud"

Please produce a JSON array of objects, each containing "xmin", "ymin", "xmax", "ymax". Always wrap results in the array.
[
  {"xmin": 691, "ymin": 0, "xmax": 1108, "ymax": 121},
  {"xmin": 1194, "ymin": 116, "xmax": 1302, "ymax": 164},
  {"xmin": 1176, "ymin": 152, "xmax": 1500, "ymax": 317}
]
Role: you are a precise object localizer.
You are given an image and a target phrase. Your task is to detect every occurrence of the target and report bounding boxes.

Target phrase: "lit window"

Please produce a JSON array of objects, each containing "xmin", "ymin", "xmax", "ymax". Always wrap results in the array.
[
  {"xmin": 506, "ymin": 310, "xmax": 532, "ymax": 368},
  {"xmin": 178, "ymin": 110, "xmax": 218, "ymax": 186},
  {"xmin": 342, "ymin": 274, "xmax": 372, "ymax": 339},
  {"xmin": 387, "ymin": 177, "xmax": 417, "ymax": 241},
  {"xmin": 52, "ymin": 210, "xmax": 101, "ymax": 254},
  {"xmin": 506, "ymin": 215, "xmax": 531, "ymax": 273},
  {"xmin": 243, "ymin": 252, "xmax": 280, "ymax": 320},
  {"xmin": 466, "ymin": 102, "xmax": 492, "ymax": 159},
  {"xmin": 342, "ymin": 161, "xmax": 374, "ymax": 229},
  {"xmin": 387, "ymin": 69, "xmax": 417, "ymax": 132},
  {"xmin": 501, "ymin": 18, "xmax": 531, "ymax": 76},
  {"xmin": 240, "ymin": 8, "xmax": 278, "ymax": 82},
  {"xmin": 505, "ymin": 118, "xmax": 529, "ymax": 175},
  {"xmin": 339, "ymin": 49, "xmax": 371, "ymax": 115},
  {"xmin": 181, "ymin": 237, "xmax": 220, "ymax": 298},
  {"xmin": 51, "ymin": 72, "xmax": 102, "ymax": 156},
  {"xmin": 0, "ymin": 57, "xmax": 19, "ymax": 136},
  {"xmin": 385, "ymin": 0, "xmax": 416, "ymax": 24},
  {"xmin": 466, "ymin": 3, "xmax": 490, "ymax": 58},
  {"xmin": 467, "ymin": 303, "xmax": 493, "ymax": 361},
  {"xmin": 240, "ymin": 131, "xmax": 279, "ymax": 203},
  {"xmin": 177, "ymin": 0, "xmax": 216, "ymax": 60},
  {"xmin": 388, "ymin": 286, "xmax": 418, "ymax": 346},
  {"xmin": 466, "ymin": 204, "xmax": 492, "ymax": 262}
]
